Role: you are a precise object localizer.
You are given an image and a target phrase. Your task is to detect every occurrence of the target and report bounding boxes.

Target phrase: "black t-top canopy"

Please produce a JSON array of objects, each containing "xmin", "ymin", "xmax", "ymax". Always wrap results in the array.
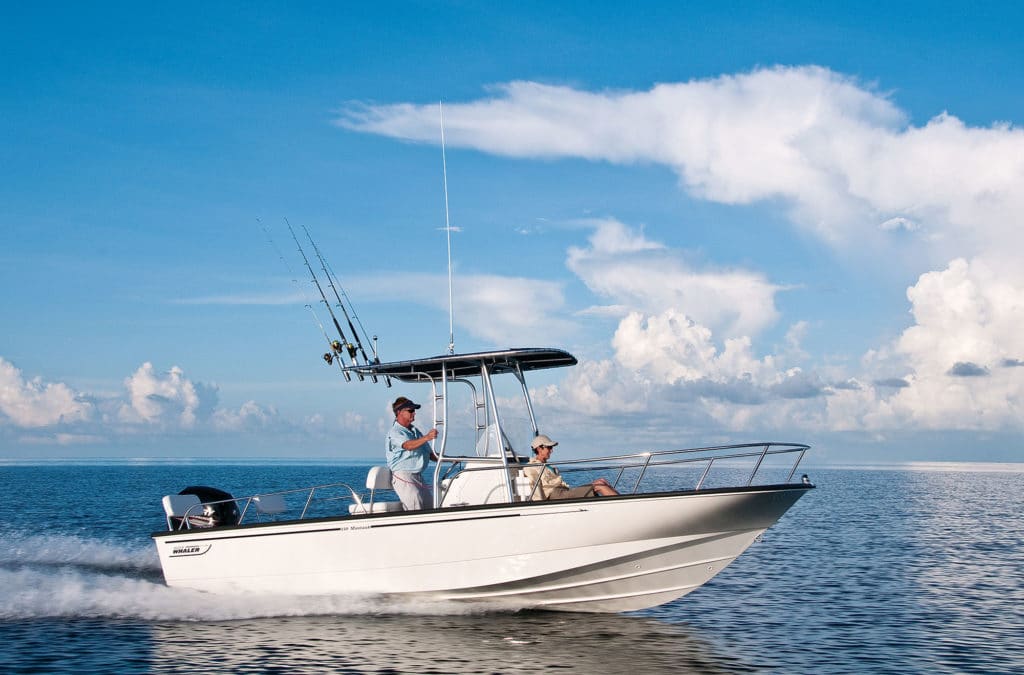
[{"xmin": 346, "ymin": 347, "xmax": 577, "ymax": 382}]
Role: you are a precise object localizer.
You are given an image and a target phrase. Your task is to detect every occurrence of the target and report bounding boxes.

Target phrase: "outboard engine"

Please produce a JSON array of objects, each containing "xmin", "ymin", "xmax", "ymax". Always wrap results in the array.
[{"xmin": 178, "ymin": 486, "xmax": 241, "ymax": 527}]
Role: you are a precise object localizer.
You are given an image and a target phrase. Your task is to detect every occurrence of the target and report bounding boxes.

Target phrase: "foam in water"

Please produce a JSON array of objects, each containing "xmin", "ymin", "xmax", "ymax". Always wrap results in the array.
[{"xmin": 0, "ymin": 531, "xmax": 521, "ymax": 621}]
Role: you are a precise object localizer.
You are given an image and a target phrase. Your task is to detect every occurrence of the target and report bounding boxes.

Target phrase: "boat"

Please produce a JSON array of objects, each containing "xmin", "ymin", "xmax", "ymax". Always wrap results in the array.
[{"xmin": 153, "ymin": 347, "xmax": 814, "ymax": 613}]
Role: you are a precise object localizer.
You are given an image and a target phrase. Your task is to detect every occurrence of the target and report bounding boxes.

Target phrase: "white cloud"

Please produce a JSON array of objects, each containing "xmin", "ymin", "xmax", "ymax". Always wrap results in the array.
[
  {"xmin": 879, "ymin": 217, "xmax": 920, "ymax": 232},
  {"xmin": 118, "ymin": 363, "xmax": 210, "ymax": 428},
  {"xmin": 879, "ymin": 258, "xmax": 1024, "ymax": 430},
  {"xmin": 1, "ymin": 358, "xmax": 292, "ymax": 440},
  {"xmin": 338, "ymin": 67, "xmax": 1024, "ymax": 262},
  {"xmin": 339, "ymin": 68, "xmax": 1024, "ymax": 444},
  {"xmin": 611, "ymin": 310, "xmax": 776, "ymax": 385},
  {"xmin": 212, "ymin": 400, "xmax": 280, "ymax": 432},
  {"xmin": 531, "ymin": 358, "xmax": 650, "ymax": 416},
  {"xmin": 359, "ymin": 271, "xmax": 573, "ymax": 346},
  {"xmin": 568, "ymin": 219, "xmax": 781, "ymax": 338},
  {"xmin": 538, "ymin": 228, "xmax": 1024, "ymax": 440},
  {"xmin": 173, "ymin": 289, "xmax": 305, "ymax": 306},
  {"xmin": 116, "ymin": 364, "xmax": 290, "ymax": 435},
  {"xmin": 0, "ymin": 358, "xmax": 93, "ymax": 428},
  {"xmin": 517, "ymin": 219, "xmax": 814, "ymax": 435},
  {"xmin": 804, "ymin": 257, "xmax": 1024, "ymax": 435}
]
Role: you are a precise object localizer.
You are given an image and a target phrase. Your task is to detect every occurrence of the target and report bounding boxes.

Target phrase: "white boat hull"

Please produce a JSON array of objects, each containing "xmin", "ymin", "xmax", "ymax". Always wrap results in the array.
[{"xmin": 154, "ymin": 485, "xmax": 809, "ymax": 613}]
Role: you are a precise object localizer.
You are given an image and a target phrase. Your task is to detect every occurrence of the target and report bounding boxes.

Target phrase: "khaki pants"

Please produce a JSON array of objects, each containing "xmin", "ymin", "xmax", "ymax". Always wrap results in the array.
[
  {"xmin": 545, "ymin": 485, "xmax": 596, "ymax": 500},
  {"xmin": 392, "ymin": 471, "xmax": 431, "ymax": 510}
]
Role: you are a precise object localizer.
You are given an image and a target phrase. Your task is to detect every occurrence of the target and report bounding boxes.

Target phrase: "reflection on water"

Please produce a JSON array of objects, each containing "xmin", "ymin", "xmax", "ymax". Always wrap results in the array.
[
  {"xmin": 149, "ymin": 612, "xmax": 749, "ymax": 674},
  {"xmin": 903, "ymin": 470, "xmax": 1024, "ymax": 671},
  {"xmin": 3, "ymin": 613, "xmax": 750, "ymax": 675}
]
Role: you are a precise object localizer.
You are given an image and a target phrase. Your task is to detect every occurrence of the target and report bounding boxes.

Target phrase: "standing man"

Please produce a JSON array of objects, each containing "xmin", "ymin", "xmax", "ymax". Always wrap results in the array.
[{"xmin": 385, "ymin": 396, "xmax": 438, "ymax": 510}]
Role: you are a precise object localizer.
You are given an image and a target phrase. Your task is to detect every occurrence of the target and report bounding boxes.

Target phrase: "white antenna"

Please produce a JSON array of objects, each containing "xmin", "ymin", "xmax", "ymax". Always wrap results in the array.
[{"xmin": 440, "ymin": 100, "xmax": 455, "ymax": 355}]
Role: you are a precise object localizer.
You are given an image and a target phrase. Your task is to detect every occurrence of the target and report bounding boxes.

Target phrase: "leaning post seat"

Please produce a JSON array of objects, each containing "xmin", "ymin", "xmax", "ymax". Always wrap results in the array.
[
  {"xmin": 348, "ymin": 466, "xmax": 405, "ymax": 514},
  {"xmin": 162, "ymin": 493, "xmax": 202, "ymax": 530},
  {"xmin": 251, "ymin": 493, "xmax": 288, "ymax": 520}
]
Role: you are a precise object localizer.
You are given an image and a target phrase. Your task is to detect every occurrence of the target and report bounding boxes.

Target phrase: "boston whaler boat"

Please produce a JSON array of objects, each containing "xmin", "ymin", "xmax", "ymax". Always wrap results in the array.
[
  {"xmin": 156, "ymin": 176, "xmax": 813, "ymax": 612},
  {"xmin": 155, "ymin": 344, "xmax": 814, "ymax": 613}
]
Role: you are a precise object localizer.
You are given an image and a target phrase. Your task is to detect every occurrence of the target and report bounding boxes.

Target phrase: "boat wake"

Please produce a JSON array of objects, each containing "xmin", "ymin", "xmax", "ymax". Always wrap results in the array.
[{"xmin": 0, "ymin": 531, "xmax": 524, "ymax": 621}]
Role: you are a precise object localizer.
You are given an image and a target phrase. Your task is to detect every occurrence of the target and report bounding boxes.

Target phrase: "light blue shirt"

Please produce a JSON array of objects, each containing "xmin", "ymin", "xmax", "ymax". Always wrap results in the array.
[{"xmin": 386, "ymin": 421, "xmax": 432, "ymax": 473}]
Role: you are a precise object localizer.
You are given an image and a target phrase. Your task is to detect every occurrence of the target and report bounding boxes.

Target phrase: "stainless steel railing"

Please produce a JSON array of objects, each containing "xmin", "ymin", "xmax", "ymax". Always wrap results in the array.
[
  {"xmin": 167, "ymin": 480, "xmax": 362, "ymax": 531},
  {"xmin": 165, "ymin": 442, "xmax": 810, "ymax": 530},
  {"xmin": 434, "ymin": 441, "xmax": 809, "ymax": 504},
  {"xmin": 551, "ymin": 442, "xmax": 809, "ymax": 493}
]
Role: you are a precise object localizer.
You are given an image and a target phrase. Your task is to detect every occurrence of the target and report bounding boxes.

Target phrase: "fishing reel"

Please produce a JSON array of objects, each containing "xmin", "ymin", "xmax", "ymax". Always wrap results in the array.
[
  {"xmin": 330, "ymin": 339, "xmax": 357, "ymax": 359},
  {"xmin": 324, "ymin": 342, "xmax": 352, "ymax": 381},
  {"xmin": 326, "ymin": 339, "xmax": 362, "ymax": 381}
]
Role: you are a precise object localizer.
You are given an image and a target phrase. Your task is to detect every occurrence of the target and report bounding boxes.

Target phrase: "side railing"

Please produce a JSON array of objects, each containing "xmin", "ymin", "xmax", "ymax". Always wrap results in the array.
[
  {"xmin": 165, "ymin": 443, "xmax": 811, "ymax": 529},
  {"xmin": 553, "ymin": 442, "xmax": 809, "ymax": 494},
  {"xmin": 166, "ymin": 480, "xmax": 361, "ymax": 531},
  {"xmin": 437, "ymin": 442, "xmax": 809, "ymax": 505}
]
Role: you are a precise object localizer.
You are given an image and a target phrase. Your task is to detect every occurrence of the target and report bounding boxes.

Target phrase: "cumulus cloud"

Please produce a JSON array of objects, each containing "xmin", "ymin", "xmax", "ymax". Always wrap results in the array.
[
  {"xmin": 542, "ymin": 230, "xmax": 1024, "ymax": 438},
  {"xmin": 531, "ymin": 358, "xmax": 651, "ymax": 416},
  {"xmin": 611, "ymin": 310, "xmax": 777, "ymax": 385},
  {"xmin": 805, "ymin": 257, "xmax": 1024, "ymax": 434},
  {"xmin": 0, "ymin": 359, "xmax": 290, "ymax": 448},
  {"xmin": 340, "ymin": 68, "xmax": 1024, "ymax": 441},
  {"xmin": 877, "ymin": 258, "xmax": 1024, "ymax": 429},
  {"xmin": 118, "ymin": 363, "xmax": 213, "ymax": 428},
  {"xmin": 0, "ymin": 358, "xmax": 93, "ymax": 428},
  {"xmin": 212, "ymin": 400, "xmax": 280, "ymax": 432},
  {"xmin": 502, "ymin": 217, "xmax": 839, "ymax": 436},
  {"xmin": 568, "ymin": 218, "xmax": 781, "ymax": 339}
]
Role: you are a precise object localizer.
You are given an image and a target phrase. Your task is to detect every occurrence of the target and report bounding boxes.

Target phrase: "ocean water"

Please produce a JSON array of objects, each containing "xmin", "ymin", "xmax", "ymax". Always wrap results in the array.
[{"xmin": 0, "ymin": 463, "xmax": 1021, "ymax": 674}]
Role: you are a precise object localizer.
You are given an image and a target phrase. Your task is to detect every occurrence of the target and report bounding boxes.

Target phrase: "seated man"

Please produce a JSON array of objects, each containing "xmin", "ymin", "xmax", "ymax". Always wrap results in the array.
[{"xmin": 523, "ymin": 434, "xmax": 619, "ymax": 500}]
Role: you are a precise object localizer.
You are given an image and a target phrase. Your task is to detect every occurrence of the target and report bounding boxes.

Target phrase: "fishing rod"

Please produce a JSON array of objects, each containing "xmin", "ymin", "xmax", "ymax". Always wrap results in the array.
[
  {"xmin": 312, "ymin": 236, "xmax": 388, "ymax": 384},
  {"xmin": 285, "ymin": 218, "xmax": 364, "ymax": 380},
  {"xmin": 258, "ymin": 219, "xmax": 353, "ymax": 381},
  {"xmin": 299, "ymin": 222, "xmax": 379, "ymax": 377},
  {"xmin": 299, "ymin": 224, "xmax": 382, "ymax": 383},
  {"xmin": 320, "ymin": 243, "xmax": 379, "ymax": 364}
]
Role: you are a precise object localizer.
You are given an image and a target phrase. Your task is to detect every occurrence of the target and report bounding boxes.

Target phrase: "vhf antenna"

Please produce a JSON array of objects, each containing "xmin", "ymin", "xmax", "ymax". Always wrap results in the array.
[{"xmin": 440, "ymin": 100, "xmax": 455, "ymax": 356}]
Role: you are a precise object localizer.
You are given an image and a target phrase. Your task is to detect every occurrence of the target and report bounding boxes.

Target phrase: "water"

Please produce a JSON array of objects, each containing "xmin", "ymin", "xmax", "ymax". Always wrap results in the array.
[{"xmin": 1, "ymin": 463, "xmax": 1021, "ymax": 673}]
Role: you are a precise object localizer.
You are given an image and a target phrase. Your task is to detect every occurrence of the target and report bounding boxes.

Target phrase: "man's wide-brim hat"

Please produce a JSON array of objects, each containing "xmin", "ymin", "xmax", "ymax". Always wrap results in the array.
[
  {"xmin": 392, "ymin": 396, "xmax": 421, "ymax": 414},
  {"xmin": 530, "ymin": 434, "xmax": 558, "ymax": 450}
]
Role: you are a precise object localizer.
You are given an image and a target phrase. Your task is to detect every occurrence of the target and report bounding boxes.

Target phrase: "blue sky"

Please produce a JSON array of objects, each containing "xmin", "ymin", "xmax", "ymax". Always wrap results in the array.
[{"xmin": 2, "ymin": 2, "xmax": 1023, "ymax": 463}]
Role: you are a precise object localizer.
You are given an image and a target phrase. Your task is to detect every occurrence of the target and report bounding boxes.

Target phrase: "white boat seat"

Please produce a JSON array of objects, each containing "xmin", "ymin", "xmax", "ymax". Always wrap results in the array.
[
  {"xmin": 252, "ymin": 493, "xmax": 288, "ymax": 519},
  {"xmin": 162, "ymin": 494, "xmax": 202, "ymax": 530},
  {"xmin": 349, "ymin": 501, "xmax": 405, "ymax": 515},
  {"xmin": 348, "ymin": 466, "xmax": 405, "ymax": 514},
  {"xmin": 365, "ymin": 466, "xmax": 394, "ymax": 490},
  {"xmin": 513, "ymin": 475, "xmax": 536, "ymax": 501}
]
